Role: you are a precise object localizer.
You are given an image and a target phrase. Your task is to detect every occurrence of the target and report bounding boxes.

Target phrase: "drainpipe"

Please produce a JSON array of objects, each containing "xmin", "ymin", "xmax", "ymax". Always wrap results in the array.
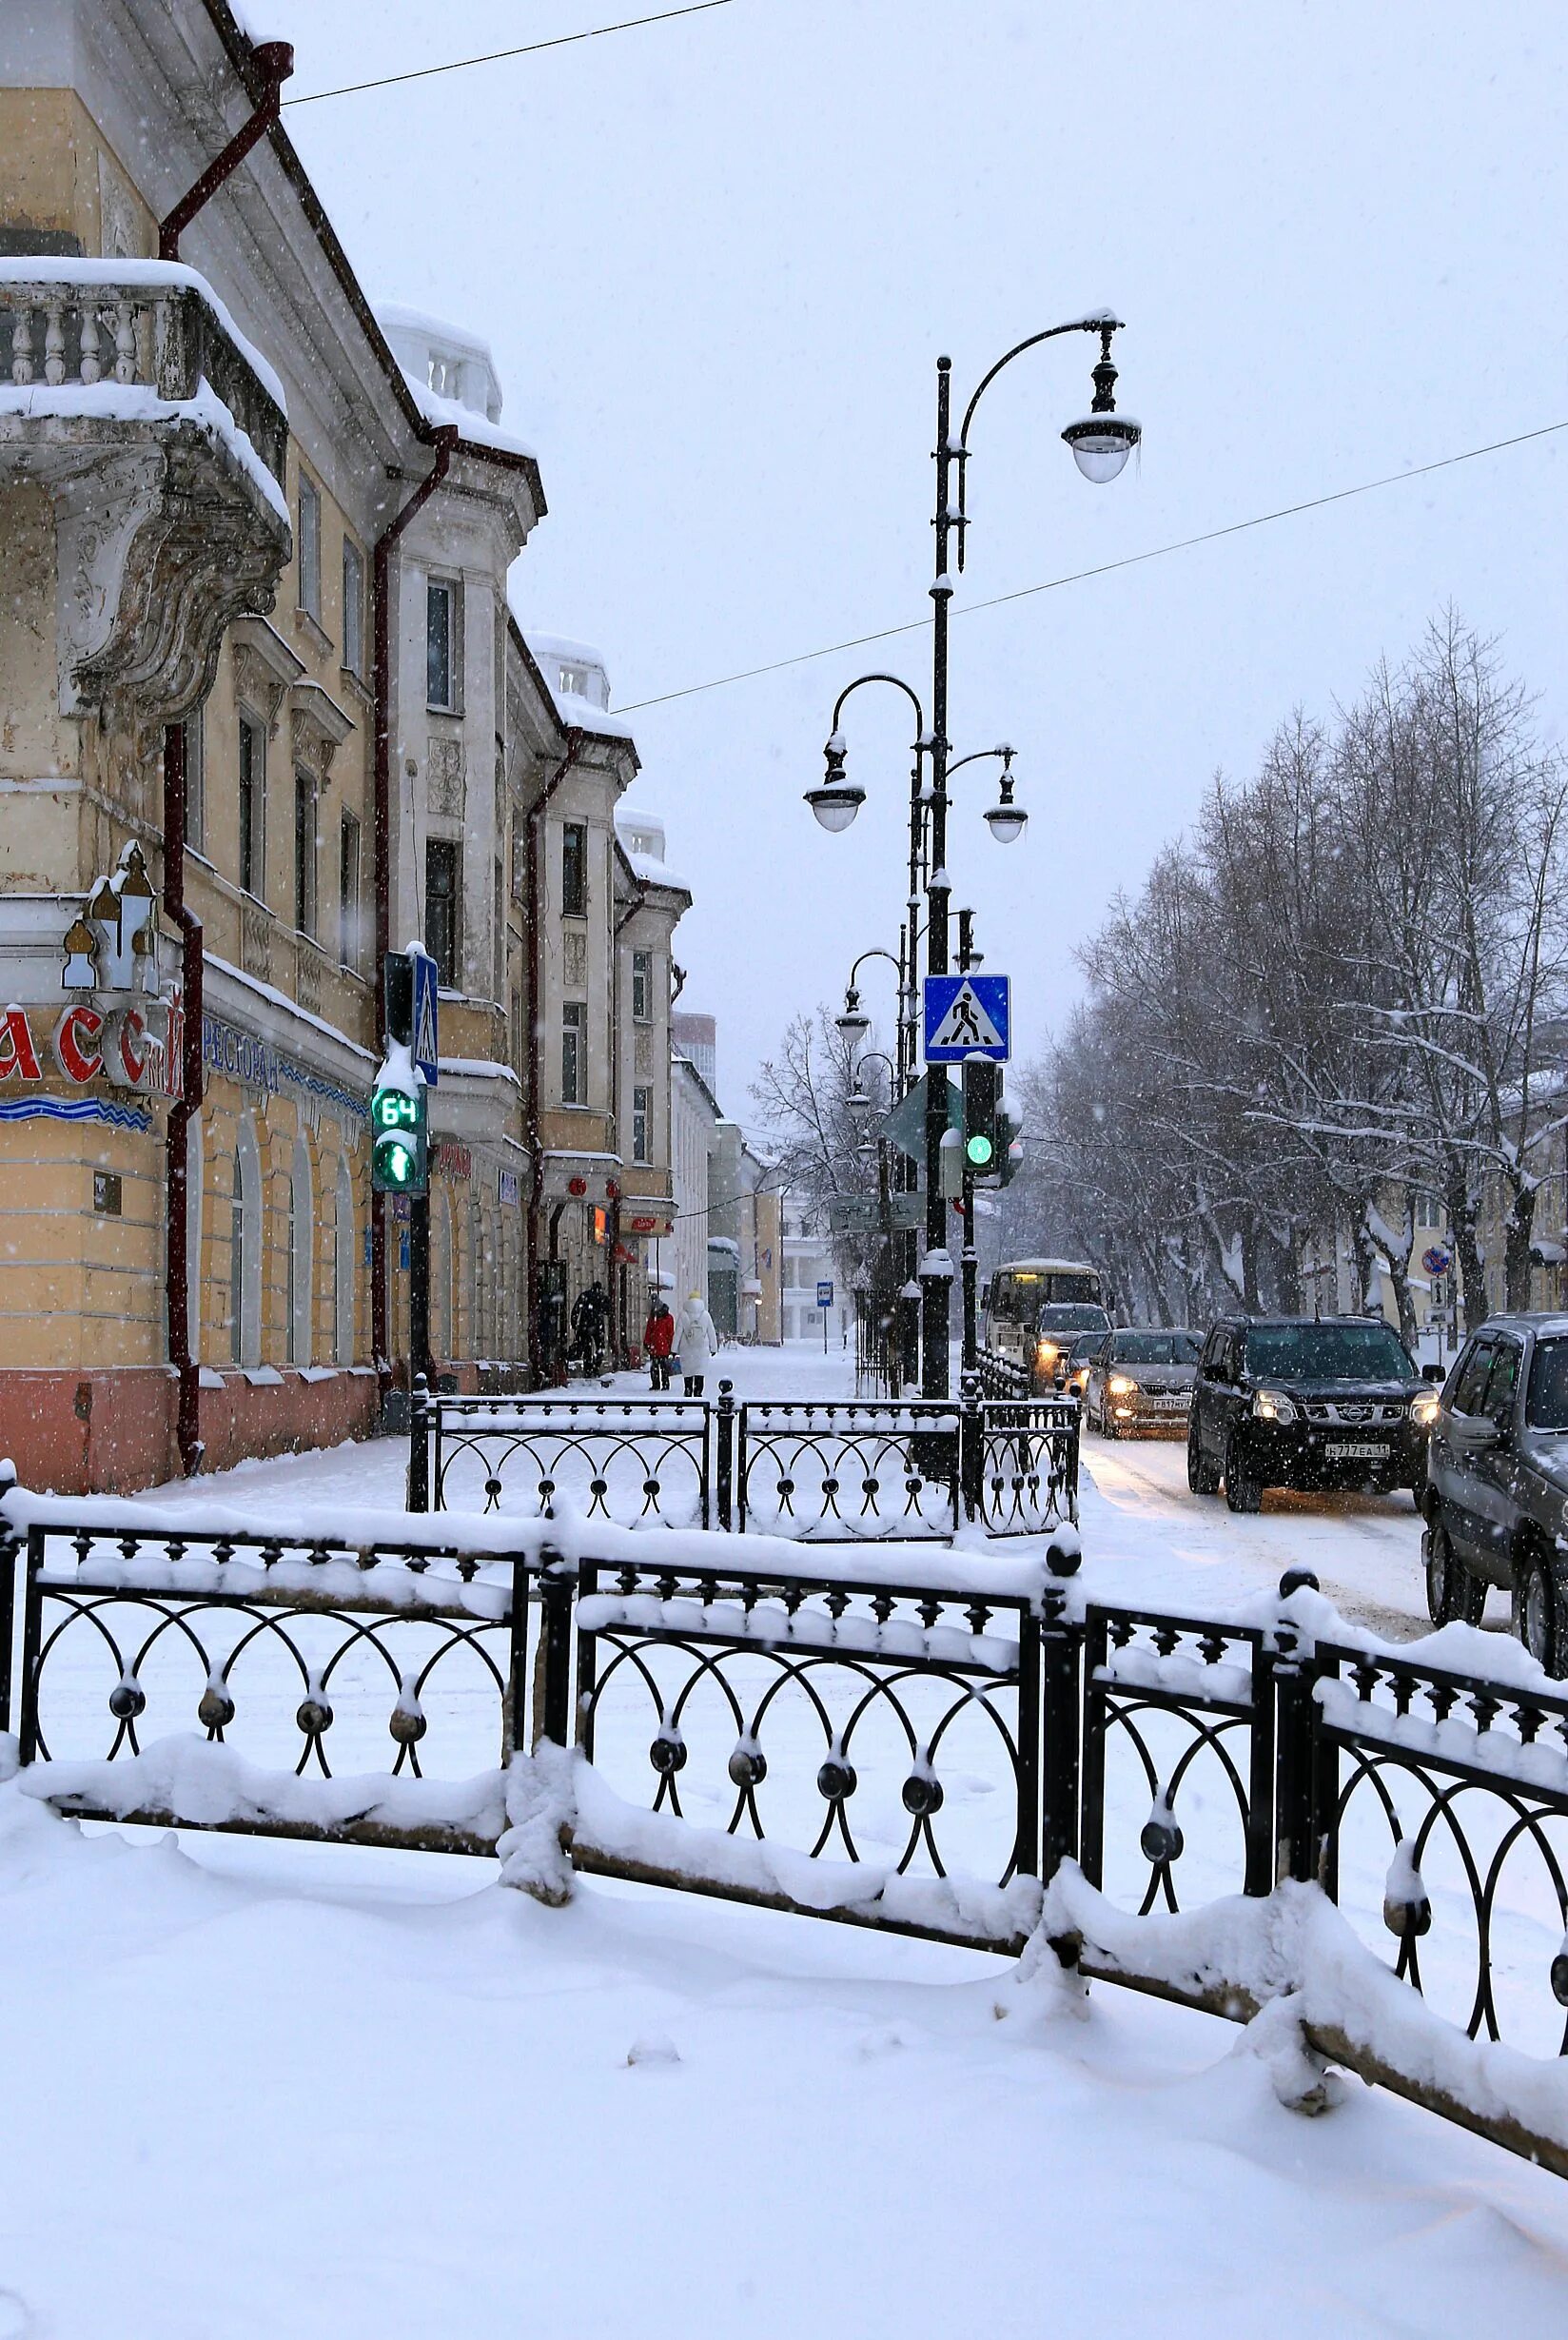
[
  {"xmin": 525, "ymin": 732, "xmax": 583, "ymax": 1383},
  {"xmin": 609, "ymin": 875, "xmax": 652, "ymax": 1368},
  {"xmin": 156, "ymin": 38, "xmax": 293, "ymax": 1473},
  {"xmin": 159, "ymin": 43, "xmax": 295, "ymax": 260},
  {"xmin": 370, "ymin": 426, "xmax": 459, "ymax": 1400}
]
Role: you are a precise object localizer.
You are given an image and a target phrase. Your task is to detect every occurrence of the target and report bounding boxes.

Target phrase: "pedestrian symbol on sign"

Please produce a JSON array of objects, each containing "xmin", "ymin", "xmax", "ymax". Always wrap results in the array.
[{"xmin": 924, "ymin": 973, "xmax": 1009, "ymax": 1062}]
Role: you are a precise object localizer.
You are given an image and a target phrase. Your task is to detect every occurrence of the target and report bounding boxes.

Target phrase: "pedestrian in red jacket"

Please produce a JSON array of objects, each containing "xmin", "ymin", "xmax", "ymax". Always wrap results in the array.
[{"xmin": 643, "ymin": 1300, "xmax": 676, "ymax": 1389}]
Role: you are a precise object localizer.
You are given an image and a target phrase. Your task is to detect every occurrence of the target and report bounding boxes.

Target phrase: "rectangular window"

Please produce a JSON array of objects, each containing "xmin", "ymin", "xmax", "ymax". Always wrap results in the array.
[
  {"xmin": 294, "ymin": 768, "xmax": 317, "ymax": 936},
  {"xmin": 298, "ymin": 472, "xmax": 322, "ymax": 622},
  {"xmin": 339, "ymin": 812, "xmax": 361, "ymax": 971},
  {"xmin": 561, "ymin": 820, "xmax": 587, "ymax": 917},
  {"xmin": 631, "ymin": 949, "xmax": 654, "ymax": 1024},
  {"xmin": 561, "ymin": 1000, "xmax": 586, "ymax": 1105},
  {"xmin": 425, "ymin": 837, "xmax": 461, "ymax": 989},
  {"xmin": 632, "ymin": 1084, "xmax": 652, "ymax": 1164},
  {"xmin": 239, "ymin": 717, "xmax": 264, "ymax": 897},
  {"xmin": 182, "ymin": 708, "xmax": 205, "ymax": 856},
  {"xmin": 426, "ymin": 578, "xmax": 458, "ymax": 711},
  {"xmin": 342, "ymin": 538, "xmax": 364, "ymax": 677}
]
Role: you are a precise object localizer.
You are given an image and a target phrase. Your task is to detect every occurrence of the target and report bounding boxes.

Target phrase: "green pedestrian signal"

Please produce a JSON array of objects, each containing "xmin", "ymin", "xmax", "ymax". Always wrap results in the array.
[
  {"xmin": 370, "ymin": 1081, "xmax": 428, "ymax": 1195},
  {"xmin": 965, "ymin": 1131, "xmax": 995, "ymax": 1169}
]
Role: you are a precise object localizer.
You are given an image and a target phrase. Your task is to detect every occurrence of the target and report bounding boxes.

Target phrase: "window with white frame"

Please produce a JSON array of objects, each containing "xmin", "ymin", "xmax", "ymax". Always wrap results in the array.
[
  {"xmin": 339, "ymin": 812, "xmax": 361, "ymax": 971},
  {"xmin": 239, "ymin": 716, "xmax": 265, "ymax": 898},
  {"xmin": 294, "ymin": 766, "xmax": 317, "ymax": 937},
  {"xmin": 426, "ymin": 577, "xmax": 460, "ymax": 712},
  {"xmin": 285, "ymin": 1136, "xmax": 313, "ymax": 1367},
  {"xmin": 632, "ymin": 1085, "xmax": 652, "ymax": 1164},
  {"xmin": 298, "ymin": 471, "xmax": 322, "ymax": 623},
  {"xmin": 562, "ymin": 1001, "xmax": 587, "ymax": 1105},
  {"xmin": 631, "ymin": 949, "xmax": 654, "ymax": 1024}
]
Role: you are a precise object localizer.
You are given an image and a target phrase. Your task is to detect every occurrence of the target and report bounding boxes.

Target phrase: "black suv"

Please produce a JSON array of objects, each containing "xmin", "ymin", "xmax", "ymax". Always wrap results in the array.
[
  {"xmin": 1187, "ymin": 1315, "xmax": 1438, "ymax": 1513},
  {"xmin": 1425, "ymin": 1313, "xmax": 1568, "ymax": 1672}
]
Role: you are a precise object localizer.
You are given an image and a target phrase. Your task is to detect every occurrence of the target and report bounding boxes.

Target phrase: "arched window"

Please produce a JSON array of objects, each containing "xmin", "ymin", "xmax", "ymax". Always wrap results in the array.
[
  {"xmin": 335, "ymin": 1157, "xmax": 355, "ymax": 1365},
  {"xmin": 229, "ymin": 1118, "xmax": 263, "ymax": 1367},
  {"xmin": 286, "ymin": 1134, "xmax": 313, "ymax": 1367}
]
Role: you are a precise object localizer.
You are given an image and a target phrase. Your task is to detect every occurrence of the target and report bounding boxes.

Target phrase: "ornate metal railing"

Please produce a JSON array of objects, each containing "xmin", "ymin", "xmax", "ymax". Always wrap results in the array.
[
  {"xmin": 411, "ymin": 1380, "xmax": 1076, "ymax": 1544},
  {"xmin": 569, "ymin": 1544, "xmax": 1042, "ymax": 1951},
  {"xmin": 0, "ymin": 265, "xmax": 287, "ymax": 488},
  {"xmin": 417, "ymin": 1385, "xmax": 714, "ymax": 1528},
  {"xmin": 735, "ymin": 1399, "xmax": 961, "ymax": 1541},
  {"xmin": 8, "ymin": 1470, "xmax": 1568, "ymax": 2178},
  {"xmin": 970, "ymin": 1395, "xmax": 1080, "ymax": 1535},
  {"xmin": 972, "ymin": 1348, "xmax": 1033, "ymax": 1400}
]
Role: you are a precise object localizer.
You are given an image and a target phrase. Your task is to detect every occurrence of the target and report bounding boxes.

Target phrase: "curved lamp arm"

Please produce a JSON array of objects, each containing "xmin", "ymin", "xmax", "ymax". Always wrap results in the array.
[
  {"xmin": 848, "ymin": 946, "xmax": 902, "ymax": 988},
  {"xmin": 828, "ymin": 670, "xmax": 928, "ymax": 747},
  {"xmin": 952, "ymin": 315, "xmax": 1129, "ymax": 570}
]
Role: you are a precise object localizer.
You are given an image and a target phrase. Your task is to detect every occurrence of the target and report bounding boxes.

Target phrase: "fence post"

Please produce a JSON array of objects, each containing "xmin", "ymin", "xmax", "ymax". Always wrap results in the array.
[
  {"xmin": 1039, "ymin": 1535, "xmax": 1083, "ymax": 1881},
  {"xmin": 0, "ymin": 1459, "xmax": 16, "ymax": 1740},
  {"xmin": 407, "ymin": 1374, "xmax": 430, "ymax": 1514},
  {"xmin": 537, "ymin": 1546, "xmax": 575, "ymax": 1750},
  {"xmin": 959, "ymin": 1372, "xmax": 984, "ymax": 1524},
  {"xmin": 715, "ymin": 1380, "xmax": 735, "ymax": 1533},
  {"xmin": 1272, "ymin": 1568, "xmax": 1326, "ymax": 1887}
]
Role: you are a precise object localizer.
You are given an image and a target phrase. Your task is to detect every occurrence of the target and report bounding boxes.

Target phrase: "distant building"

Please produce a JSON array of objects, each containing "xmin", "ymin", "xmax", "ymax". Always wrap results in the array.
[{"xmin": 672, "ymin": 1011, "xmax": 717, "ymax": 1093}]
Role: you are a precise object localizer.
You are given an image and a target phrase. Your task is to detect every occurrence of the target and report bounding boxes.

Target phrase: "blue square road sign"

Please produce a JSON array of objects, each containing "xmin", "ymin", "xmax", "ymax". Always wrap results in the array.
[
  {"xmin": 924, "ymin": 973, "xmax": 1009, "ymax": 1062},
  {"xmin": 412, "ymin": 949, "xmax": 440, "ymax": 1087}
]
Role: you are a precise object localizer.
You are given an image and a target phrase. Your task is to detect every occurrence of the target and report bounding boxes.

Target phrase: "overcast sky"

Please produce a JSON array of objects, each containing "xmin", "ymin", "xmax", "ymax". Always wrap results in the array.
[{"xmin": 265, "ymin": 0, "xmax": 1566, "ymax": 1127}]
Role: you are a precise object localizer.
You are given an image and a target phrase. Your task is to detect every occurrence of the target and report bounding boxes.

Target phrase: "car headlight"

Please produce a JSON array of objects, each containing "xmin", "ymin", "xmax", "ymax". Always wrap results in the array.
[
  {"xmin": 1036, "ymin": 1341, "xmax": 1059, "ymax": 1368},
  {"xmin": 1252, "ymin": 1387, "xmax": 1297, "ymax": 1425},
  {"xmin": 1409, "ymin": 1388, "xmax": 1441, "ymax": 1428},
  {"xmin": 1107, "ymin": 1374, "xmax": 1138, "ymax": 1396}
]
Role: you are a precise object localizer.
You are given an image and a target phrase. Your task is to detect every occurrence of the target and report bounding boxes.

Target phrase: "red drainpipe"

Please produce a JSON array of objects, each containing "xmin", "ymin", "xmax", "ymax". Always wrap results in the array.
[
  {"xmin": 369, "ymin": 428, "xmax": 459, "ymax": 1399},
  {"xmin": 157, "ymin": 37, "xmax": 293, "ymax": 1474},
  {"xmin": 525, "ymin": 733, "xmax": 583, "ymax": 1383}
]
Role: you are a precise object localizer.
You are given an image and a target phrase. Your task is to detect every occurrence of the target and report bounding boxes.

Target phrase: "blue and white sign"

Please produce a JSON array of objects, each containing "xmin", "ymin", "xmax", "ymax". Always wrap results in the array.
[
  {"xmin": 923, "ymin": 973, "xmax": 1009, "ymax": 1062},
  {"xmin": 816, "ymin": 1280, "xmax": 834, "ymax": 1308},
  {"xmin": 412, "ymin": 950, "xmax": 440, "ymax": 1088}
]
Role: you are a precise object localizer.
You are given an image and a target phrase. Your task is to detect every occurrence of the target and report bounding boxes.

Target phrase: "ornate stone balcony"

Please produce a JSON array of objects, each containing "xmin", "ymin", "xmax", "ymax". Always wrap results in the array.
[{"xmin": 0, "ymin": 260, "xmax": 292, "ymax": 732}]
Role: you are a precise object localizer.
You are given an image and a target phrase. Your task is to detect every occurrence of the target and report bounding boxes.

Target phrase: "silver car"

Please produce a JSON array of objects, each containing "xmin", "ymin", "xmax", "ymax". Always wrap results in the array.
[{"xmin": 1086, "ymin": 1328, "xmax": 1203, "ymax": 1437}]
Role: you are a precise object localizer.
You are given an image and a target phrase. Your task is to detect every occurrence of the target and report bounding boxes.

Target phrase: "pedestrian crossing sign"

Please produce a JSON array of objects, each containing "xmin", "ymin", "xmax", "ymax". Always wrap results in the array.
[
  {"xmin": 412, "ymin": 949, "xmax": 440, "ymax": 1088},
  {"xmin": 923, "ymin": 973, "xmax": 1009, "ymax": 1062}
]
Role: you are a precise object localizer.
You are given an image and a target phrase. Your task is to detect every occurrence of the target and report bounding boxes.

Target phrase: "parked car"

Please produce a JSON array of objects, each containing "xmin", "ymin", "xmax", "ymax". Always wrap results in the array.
[
  {"xmin": 1186, "ymin": 1314, "xmax": 1439, "ymax": 1513},
  {"xmin": 1424, "ymin": 1313, "xmax": 1568, "ymax": 1672},
  {"xmin": 1085, "ymin": 1328, "xmax": 1202, "ymax": 1436}
]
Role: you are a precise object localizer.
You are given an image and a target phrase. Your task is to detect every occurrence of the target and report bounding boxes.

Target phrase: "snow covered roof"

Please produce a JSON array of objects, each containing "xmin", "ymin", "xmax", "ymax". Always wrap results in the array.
[
  {"xmin": 377, "ymin": 304, "xmax": 504, "ymax": 424},
  {"xmin": 509, "ymin": 601, "xmax": 637, "ymax": 743}
]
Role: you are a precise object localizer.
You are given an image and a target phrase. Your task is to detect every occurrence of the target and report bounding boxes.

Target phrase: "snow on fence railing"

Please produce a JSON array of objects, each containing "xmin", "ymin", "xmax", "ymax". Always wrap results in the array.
[
  {"xmin": 408, "ymin": 1377, "xmax": 1077, "ymax": 1542},
  {"xmin": 4, "ymin": 1471, "xmax": 1567, "ymax": 2177}
]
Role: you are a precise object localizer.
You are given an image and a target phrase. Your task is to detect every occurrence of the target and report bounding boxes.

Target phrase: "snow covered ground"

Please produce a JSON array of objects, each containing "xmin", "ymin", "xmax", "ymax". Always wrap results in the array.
[
  {"xmin": 6, "ymin": 1341, "xmax": 1567, "ymax": 2333},
  {"xmin": 4, "ymin": 1780, "xmax": 1568, "ymax": 2339}
]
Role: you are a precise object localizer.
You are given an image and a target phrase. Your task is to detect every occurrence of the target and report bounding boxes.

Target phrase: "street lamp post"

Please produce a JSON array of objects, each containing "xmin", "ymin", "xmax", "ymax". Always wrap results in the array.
[
  {"xmin": 920, "ymin": 316, "xmax": 1139, "ymax": 1396},
  {"xmin": 806, "ymin": 315, "xmax": 1137, "ymax": 1398}
]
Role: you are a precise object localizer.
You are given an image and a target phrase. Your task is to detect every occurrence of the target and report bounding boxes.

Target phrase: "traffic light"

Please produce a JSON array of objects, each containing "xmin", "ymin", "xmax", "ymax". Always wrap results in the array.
[
  {"xmin": 962, "ymin": 1058, "xmax": 1001, "ymax": 1175},
  {"xmin": 997, "ymin": 1111, "xmax": 1024, "ymax": 1188},
  {"xmin": 371, "ymin": 1080, "xmax": 427, "ymax": 1194}
]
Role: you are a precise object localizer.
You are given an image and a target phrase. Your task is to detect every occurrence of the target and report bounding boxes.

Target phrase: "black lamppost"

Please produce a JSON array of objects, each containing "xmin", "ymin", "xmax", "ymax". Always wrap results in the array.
[{"xmin": 810, "ymin": 316, "xmax": 1139, "ymax": 1396}]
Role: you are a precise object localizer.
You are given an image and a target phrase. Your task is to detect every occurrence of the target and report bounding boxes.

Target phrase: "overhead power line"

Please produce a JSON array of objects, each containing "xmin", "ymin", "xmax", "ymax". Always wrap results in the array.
[
  {"xmin": 283, "ymin": 0, "xmax": 738, "ymax": 108},
  {"xmin": 614, "ymin": 418, "xmax": 1568, "ymax": 714}
]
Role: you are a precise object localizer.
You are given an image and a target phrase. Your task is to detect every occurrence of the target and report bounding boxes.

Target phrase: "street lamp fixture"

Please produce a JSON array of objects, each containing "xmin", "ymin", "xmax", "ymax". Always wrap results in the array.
[
  {"xmin": 1059, "ymin": 324, "xmax": 1142, "ymax": 484},
  {"xmin": 985, "ymin": 772, "xmax": 1027, "ymax": 845},
  {"xmin": 836, "ymin": 985, "xmax": 872, "ymax": 1043},
  {"xmin": 805, "ymin": 735, "xmax": 867, "ymax": 833}
]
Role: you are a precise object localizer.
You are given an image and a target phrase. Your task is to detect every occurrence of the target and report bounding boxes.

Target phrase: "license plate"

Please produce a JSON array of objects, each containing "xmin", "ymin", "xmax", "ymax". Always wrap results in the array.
[
  {"xmin": 1324, "ymin": 1441, "xmax": 1390, "ymax": 1460},
  {"xmin": 1153, "ymin": 1394, "xmax": 1187, "ymax": 1409}
]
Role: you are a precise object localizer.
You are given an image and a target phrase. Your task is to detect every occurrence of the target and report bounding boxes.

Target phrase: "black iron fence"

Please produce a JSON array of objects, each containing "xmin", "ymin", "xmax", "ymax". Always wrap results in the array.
[
  {"xmin": 408, "ymin": 1378, "xmax": 1078, "ymax": 1543},
  {"xmin": 5, "ymin": 1476, "xmax": 1566, "ymax": 2178}
]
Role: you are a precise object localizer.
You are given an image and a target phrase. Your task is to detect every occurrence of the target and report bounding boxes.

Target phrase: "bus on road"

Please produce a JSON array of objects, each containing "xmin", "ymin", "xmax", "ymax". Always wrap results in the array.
[{"xmin": 982, "ymin": 1258, "xmax": 1110, "ymax": 1392}]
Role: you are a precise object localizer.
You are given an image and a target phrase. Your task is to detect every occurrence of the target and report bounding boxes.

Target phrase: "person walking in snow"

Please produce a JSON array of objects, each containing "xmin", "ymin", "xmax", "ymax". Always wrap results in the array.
[
  {"xmin": 672, "ymin": 1290, "xmax": 718, "ymax": 1396},
  {"xmin": 643, "ymin": 1298, "xmax": 676, "ymax": 1390}
]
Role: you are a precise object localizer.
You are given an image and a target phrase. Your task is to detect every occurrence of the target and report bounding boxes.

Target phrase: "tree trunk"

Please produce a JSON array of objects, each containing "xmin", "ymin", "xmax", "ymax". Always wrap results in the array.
[
  {"xmin": 1503, "ymin": 1178, "xmax": 1539, "ymax": 1312},
  {"xmin": 1443, "ymin": 1161, "xmax": 1488, "ymax": 1332}
]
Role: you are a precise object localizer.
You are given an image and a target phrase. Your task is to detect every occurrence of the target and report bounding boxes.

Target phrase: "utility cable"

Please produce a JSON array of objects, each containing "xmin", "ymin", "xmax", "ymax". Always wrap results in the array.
[
  {"xmin": 615, "ymin": 418, "xmax": 1568, "ymax": 713},
  {"xmin": 284, "ymin": 1, "xmax": 739, "ymax": 108}
]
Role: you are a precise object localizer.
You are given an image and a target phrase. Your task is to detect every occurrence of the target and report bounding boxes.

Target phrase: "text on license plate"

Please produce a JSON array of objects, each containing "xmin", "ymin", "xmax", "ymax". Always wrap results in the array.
[
  {"xmin": 1324, "ymin": 1441, "xmax": 1391, "ymax": 1460},
  {"xmin": 1153, "ymin": 1394, "xmax": 1187, "ymax": 1408}
]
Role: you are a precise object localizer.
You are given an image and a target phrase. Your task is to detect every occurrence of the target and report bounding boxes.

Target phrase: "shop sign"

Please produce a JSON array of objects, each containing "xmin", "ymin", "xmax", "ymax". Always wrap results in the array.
[
  {"xmin": 201, "ymin": 1013, "xmax": 366, "ymax": 1148},
  {"xmin": 0, "ymin": 994, "xmax": 182, "ymax": 1100},
  {"xmin": 433, "ymin": 1141, "xmax": 473, "ymax": 1181},
  {"xmin": 498, "ymin": 1169, "xmax": 520, "ymax": 1209},
  {"xmin": 627, "ymin": 1215, "xmax": 660, "ymax": 1234}
]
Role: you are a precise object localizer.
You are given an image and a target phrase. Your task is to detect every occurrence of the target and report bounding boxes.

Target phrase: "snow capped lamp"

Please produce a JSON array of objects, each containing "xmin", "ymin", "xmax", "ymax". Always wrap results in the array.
[
  {"xmin": 61, "ymin": 914, "xmax": 98, "ymax": 991},
  {"xmin": 984, "ymin": 751, "xmax": 1027, "ymax": 844},
  {"xmin": 805, "ymin": 735, "xmax": 866, "ymax": 833},
  {"xmin": 836, "ymin": 986, "xmax": 872, "ymax": 1043},
  {"xmin": 1060, "ymin": 324, "xmax": 1142, "ymax": 483}
]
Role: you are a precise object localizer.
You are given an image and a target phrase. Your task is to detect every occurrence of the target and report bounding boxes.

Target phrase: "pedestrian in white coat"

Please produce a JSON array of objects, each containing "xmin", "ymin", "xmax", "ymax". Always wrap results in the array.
[{"xmin": 672, "ymin": 1291, "xmax": 718, "ymax": 1395}]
